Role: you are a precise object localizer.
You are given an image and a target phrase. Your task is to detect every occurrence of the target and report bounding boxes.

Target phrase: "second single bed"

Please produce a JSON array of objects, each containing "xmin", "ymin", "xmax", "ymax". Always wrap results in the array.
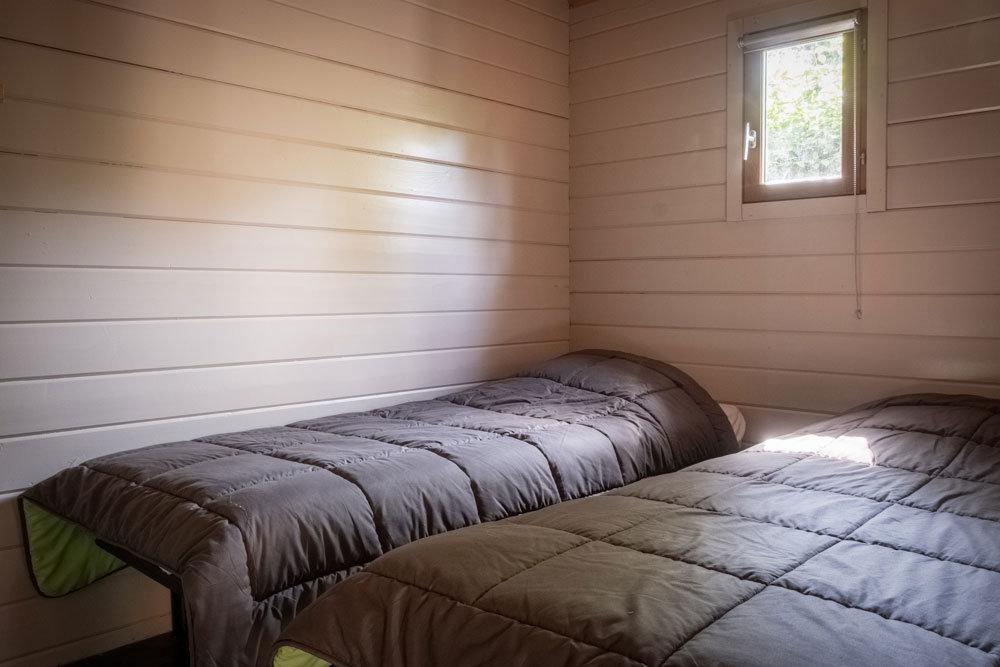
[{"xmin": 274, "ymin": 393, "xmax": 1000, "ymax": 667}]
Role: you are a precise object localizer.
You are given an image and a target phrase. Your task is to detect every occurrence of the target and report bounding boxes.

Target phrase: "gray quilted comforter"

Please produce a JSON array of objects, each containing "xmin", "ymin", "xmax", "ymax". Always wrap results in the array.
[
  {"xmin": 273, "ymin": 393, "xmax": 1000, "ymax": 667},
  {"xmin": 19, "ymin": 350, "xmax": 737, "ymax": 667}
]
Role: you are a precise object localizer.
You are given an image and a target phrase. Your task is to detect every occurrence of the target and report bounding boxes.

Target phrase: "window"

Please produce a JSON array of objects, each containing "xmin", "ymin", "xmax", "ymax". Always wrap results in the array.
[{"xmin": 741, "ymin": 11, "xmax": 866, "ymax": 203}]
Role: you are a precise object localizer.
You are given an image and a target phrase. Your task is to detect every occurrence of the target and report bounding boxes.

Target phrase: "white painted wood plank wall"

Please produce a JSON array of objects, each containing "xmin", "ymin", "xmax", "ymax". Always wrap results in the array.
[
  {"xmin": 3, "ymin": 0, "xmax": 997, "ymax": 661},
  {"xmin": 569, "ymin": 0, "xmax": 1000, "ymax": 443},
  {"xmin": 0, "ymin": 0, "xmax": 569, "ymax": 662}
]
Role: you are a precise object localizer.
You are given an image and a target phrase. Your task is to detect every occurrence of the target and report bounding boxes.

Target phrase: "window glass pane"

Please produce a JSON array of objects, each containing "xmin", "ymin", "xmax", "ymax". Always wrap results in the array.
[{"xmin": 763, "ymin": 35, "xmax": 844, "ymax": 184}]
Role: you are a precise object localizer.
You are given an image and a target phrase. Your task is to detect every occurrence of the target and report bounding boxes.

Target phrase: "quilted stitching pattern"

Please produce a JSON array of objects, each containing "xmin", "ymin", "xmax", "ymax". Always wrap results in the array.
[
  {"xmin": 275, "ymin": 394, "xmax": 1000, "ymax": 667},
  {"xmin": 22, "ymin": 350, "xmax": 736, "ymax": 667}
]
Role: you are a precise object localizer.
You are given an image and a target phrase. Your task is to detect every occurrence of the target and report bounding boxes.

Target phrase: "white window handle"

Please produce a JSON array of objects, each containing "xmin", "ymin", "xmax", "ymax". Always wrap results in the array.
[{"xmin": 744, "ymin": 123, "xmax": 757, "ymax": 161}]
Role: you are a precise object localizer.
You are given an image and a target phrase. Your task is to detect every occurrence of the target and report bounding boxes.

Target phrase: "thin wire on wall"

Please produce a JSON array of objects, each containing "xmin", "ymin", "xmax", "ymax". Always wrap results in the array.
[{"xmin": 853, "ymin": 22, "xmax": 863, "ymax": 320}]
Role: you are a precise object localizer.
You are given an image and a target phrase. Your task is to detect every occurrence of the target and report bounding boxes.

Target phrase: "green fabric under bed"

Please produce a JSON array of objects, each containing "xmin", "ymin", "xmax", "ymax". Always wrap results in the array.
[
  {"xmin": 273, "ymin": 645, "xmax": 331, "ymax": 667},
  {"xmin": 20, "ymin": 498, "xmax": 125, "ymax": 597}
]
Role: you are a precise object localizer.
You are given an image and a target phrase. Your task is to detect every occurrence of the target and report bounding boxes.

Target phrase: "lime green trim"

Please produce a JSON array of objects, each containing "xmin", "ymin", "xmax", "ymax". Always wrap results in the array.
[
  {"xmin": 21, "ymin": 499, "xmax": 126, "ymax": 597},
  {"xmin": 273, "ymin": 645, "xmax": 332, "ymax": 667}
]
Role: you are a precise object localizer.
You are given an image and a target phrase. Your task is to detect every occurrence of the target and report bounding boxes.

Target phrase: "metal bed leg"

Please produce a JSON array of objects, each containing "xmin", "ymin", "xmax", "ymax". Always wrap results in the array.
[
  {"xmin": 96, "ymin": 539, "xmax": 190, "ymax": 666},
  {"xmin": 171, "ymin": 590, "xmax": 190, "ymax": 666}
]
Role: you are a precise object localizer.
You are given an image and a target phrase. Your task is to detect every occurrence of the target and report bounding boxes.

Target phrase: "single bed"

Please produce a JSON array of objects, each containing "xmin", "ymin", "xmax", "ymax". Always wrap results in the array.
[
  {"xmin": 273, "ymin": 393, "xmax": 1000, "ymax": 667},
  {"xmin": 19, "ymin": 350, "xmax": 738, "ymax": 667}
]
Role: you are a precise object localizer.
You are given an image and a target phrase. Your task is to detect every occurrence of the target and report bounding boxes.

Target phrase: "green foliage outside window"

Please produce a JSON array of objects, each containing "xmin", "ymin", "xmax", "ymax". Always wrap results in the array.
[{"xmin": 764, "ymin": 35, "xmax": 844, "ymax": 183}]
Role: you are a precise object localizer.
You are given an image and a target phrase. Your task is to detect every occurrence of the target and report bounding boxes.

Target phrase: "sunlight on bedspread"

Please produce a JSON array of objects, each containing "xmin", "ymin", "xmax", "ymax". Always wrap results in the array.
[{"xmin": 753, "ymin": 434, "xmax": 873, "ymax": 465}]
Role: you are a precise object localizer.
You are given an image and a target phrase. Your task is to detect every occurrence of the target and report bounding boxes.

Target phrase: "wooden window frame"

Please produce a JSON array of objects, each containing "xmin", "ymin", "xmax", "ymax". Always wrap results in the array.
[
  {"xmin": 725, "ymin": 0, "xmax": 887, "ymax": 222},
  {"xmin": 742, "ymin": 15, "xmax": 867, "ymax": 204}
]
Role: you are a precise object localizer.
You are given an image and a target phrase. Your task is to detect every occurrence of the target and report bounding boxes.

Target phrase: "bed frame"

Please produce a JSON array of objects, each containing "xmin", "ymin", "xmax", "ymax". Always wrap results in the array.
[{"xmin": 95, "ymin": 540, "xmax": 189, "ymax": 667}]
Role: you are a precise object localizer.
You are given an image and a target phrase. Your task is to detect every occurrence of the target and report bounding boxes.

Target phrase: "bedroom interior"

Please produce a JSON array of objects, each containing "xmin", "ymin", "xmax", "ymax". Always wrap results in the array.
[{"xmin": 0, "ymin": 0, "xmax": 997, "ymax": 665}]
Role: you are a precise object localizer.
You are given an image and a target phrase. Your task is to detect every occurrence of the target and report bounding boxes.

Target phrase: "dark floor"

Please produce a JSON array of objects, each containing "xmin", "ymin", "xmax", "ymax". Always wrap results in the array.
[{"xmin": 65, "ymin": 633, "xmax": 186, "ymax": 667}]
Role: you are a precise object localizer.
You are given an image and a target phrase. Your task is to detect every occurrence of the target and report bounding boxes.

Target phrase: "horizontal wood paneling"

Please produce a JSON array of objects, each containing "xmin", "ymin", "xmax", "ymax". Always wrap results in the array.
[
  {"xmin": 0, "ymin": 40, "xmax": 567, "ymax": 182},
  {"xmin": 572, "ymin": 215, "xmax": 854, "ymax": 259},
  {"xmin": 569, "ymin": 0, "xmax": 656, "ymax": 28},
  {"xmin": 864, "ymin": 250, "xmax": 1000, "ymax": 293},
  {"xmin": 887, "ymin": 111, "xmax": 1000, "ymax": 166},
  {"xmin": 275, "ymin": 0, "xmax": 568, "ymax": 82},
  {"xmin": 406, "ymin": 0, "xmax": 568, "ymax": 53},
  {"xmin": 571, "ymin": 37, "xmax": 725, "ymax": 103},
  {"xmin": 574, "ymin": 251, "xmax": 1000, "ymax": 294},
  {"xmin": 2, "ymin": 1, "xmax": 569, "ymax": 660},
  {"xmin": 887, "ymin": 64, "xmax": 1000, "ymax": 123},
  {"xmin": 0, "ymin": 156, "xmax": 568, "ymax": 246},
  {"xmin": 569, "ymin": 0, "xmax": 802, "ymax": 45},
  {"xmin": 888, "ymin": 17, "xmax": 1000, "ymax": 82},
  {"xmin": 887, "ymin": 0, "xmax": 1000, "ymax": 38},
  {"xmin": 570, "ymin": 111, "xmax": 725, "ymax": 166},
  {"xmin": 0, "ymin": 383, "xmax": 484, "ymax": 493},
  {"xmin": 673, "ymin": 362, "xmax": 1000, "ymax": 414},
  {"xmin": 0, "ymin": 269, "xmax": 568, "ymax": 322},
  {"xmin": 571, "ymin": 74, "xmax": 726, "ymax": 135},
  {"xmin": 571, "ymin": 325, "xmax": 1000, "ymax": 384},
  {"xmin": 512, "ymin": 0, "xmax": 570, "ymax": 22},
  {"xmin": 570, "ymin": 149, "xmax": 725, "ymax": 196},
  {"xmin": 572, "ymin": 292, "xmax": 1000, "ymax": 339},
  {"xmin": 0, "ymin": 615, "xmax": 171, "ymax": 667},
  {"xmin": 573, "ymin": 255, "xmax": 851, "ymax": 293},
  {"xmin": 0, "ymin": 342, "xmax": 566, "ymax": 438},
  {"xmin": 568, "ymin": 0, "xmax": 1000, "ymax": 442},
  {"xmin": 572, "ymin": 204, "xmax": 1000, "ymax": 259},
  {"xmin": 0, "ymin": 495, "xmax": 20, "ymax": 550},
  {"xmin": 0, "ymin": 570, "xmax": 169, "ymax": 663},
  {"xmin": 0, "ymin": 101, "xmax": 567, "ymax": 213},
  {"xmin": 570, "ymin": 2, "xmax": 724, "ymax": 70},
  {"xmin": 887, "ymin": 157, "xmax": 1000, "ymax": 208},
  {"xmin": 93, "ymin": 0, "xmax": 568, "ymax": 116},
  {"xmin": 0, "ymin": 211, "xmax": 566, "ymax": 276},
  {"xmin": 0, "ymin": 345, "xmax": 566, "ymax": 439},
  {"xmin": 570, "ymin": 185, "xmax": 727, "ymax": 228},
  {"xmin": 0, "ymin": 548, "xmax": 34, "ymax": 607},
  {"xmin": 0, "ymin": 0, "xmax": 568, "ymax": 149},
  {"xmin": 860, "ymin": 203, "xmax": 1000, "ymax": 252},
  {"xmin": 0, "ymin": 311, "xmax": 568, "ymax": 380},
  {"xmin": 573, "ymin": 323, "xmax": 1000, "ymax": 434}
]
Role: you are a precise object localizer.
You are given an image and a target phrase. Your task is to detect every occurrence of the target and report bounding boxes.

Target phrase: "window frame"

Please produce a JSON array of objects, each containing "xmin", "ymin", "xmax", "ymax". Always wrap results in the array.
[
  {"xmin": 743, "ymin": 24, "xmax": 865, "ymax": 203},
  {"xmin": 725, "ymin": 0, "xmax": 887, "ymax": 221}
]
